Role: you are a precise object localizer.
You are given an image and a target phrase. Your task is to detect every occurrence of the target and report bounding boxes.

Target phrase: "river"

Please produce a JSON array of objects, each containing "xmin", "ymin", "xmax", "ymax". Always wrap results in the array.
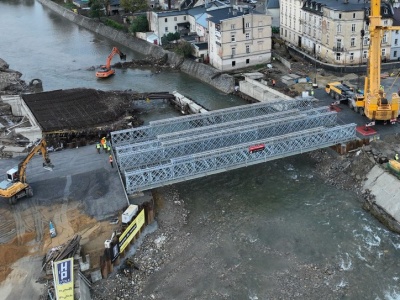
[{"xmin": 1, "ymin": 1, "xmax": 400, "ymax": 299}]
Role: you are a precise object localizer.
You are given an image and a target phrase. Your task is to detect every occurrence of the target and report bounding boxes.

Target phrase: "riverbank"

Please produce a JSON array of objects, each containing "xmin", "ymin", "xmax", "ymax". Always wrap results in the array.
[{"xmin": 36, "ymin": 0, "xmax": 235, "ymax": 94}]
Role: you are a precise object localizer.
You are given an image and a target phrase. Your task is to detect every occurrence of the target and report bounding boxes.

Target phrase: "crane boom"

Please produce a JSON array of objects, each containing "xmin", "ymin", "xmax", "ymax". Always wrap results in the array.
[{"xmin": 363, "ymin": 0, "xmax": 400, "ymax": 122}]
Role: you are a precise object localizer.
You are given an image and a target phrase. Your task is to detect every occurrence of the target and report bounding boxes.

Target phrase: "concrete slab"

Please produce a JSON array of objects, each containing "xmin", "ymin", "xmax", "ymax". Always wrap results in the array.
[{"xmin": 363, "ymin": 165, "xmax": 400, "ymax": 223}]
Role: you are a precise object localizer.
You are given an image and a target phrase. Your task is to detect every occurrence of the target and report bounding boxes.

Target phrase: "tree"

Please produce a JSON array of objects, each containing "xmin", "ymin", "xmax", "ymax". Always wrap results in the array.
[
  {"xmin": 130, "ymin": 15, "xmax": 149, "ymax": 33},
  {"xmin": 89, "ymin": 0, "xmax": 105, "ymax": 19},
  {"xmin": 120, "ymin": 0, "xmax": 148, "ymax": 13},
  {"xmin": 175, "ymin": 41, "xmax": 193, "ymax": 58}
]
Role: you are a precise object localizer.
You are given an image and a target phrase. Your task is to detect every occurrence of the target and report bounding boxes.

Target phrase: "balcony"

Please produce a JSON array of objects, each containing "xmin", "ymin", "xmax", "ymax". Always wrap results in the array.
[{"xmin": 333, "ymin": 46, "xmax": 346, "ymax": 52}]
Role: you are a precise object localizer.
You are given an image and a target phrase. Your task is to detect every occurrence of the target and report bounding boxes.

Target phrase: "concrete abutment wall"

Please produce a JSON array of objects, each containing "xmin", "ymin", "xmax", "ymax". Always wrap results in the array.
[{"xmin": 36, "ymin": 0, "xmax": 235, "ymax": 93}]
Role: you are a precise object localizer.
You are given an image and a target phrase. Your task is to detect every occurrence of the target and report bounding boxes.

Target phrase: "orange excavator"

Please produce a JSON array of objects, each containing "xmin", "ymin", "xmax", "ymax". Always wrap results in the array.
[{"xmin": 96, "ymin": 47, "xmax": 126, "ymax": 78}]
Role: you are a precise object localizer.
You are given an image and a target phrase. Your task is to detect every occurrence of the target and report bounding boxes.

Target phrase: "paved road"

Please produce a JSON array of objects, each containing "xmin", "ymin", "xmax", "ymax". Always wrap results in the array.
[
  {"xmin": 0, "ymin": 144, "xmax": 128, "ymax": 219},
  {"xmin": 313, "ymin": 87, "xmax": 400, "ymax": 138}
]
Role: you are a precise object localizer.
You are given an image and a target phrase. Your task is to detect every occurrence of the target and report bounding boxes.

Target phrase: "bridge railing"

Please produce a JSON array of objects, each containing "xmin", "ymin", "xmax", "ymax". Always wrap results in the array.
[
  {"xmin": 124, "ymin": 123, "xmax": 356, "ymax": 194},
  {"xmin": 117, "ymin": 111, "xmax": 338, "ymax": 170},
  {"xmin": 111, "ymin": 100, "xmax": 313, "ymax": 146}
]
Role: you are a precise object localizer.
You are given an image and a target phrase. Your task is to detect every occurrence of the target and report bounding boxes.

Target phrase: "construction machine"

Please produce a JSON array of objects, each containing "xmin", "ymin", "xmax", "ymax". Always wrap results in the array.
[
  {"xmin": 354, "ymin": 0, "xmax": 400, "ymax": 122},
  {"xmin": 0, "ymin": 138, "xmax": 54, "ymax": 204},
  {"xmin": 96, "ymin": 47, "xmax": 126, "ymax": 78}
]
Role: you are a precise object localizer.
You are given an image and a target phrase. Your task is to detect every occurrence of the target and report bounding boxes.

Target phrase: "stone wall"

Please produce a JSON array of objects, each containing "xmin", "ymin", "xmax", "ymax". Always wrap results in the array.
[{"xmin": 36, "ymin": 0, "xmax": 235, "ymax": 93}]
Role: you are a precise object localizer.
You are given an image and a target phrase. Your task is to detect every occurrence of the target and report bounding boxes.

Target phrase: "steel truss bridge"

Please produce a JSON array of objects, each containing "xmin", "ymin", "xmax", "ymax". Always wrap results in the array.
[{"xmin": 111, "ymin": 100, "xmax": 356, "ymax": 194}]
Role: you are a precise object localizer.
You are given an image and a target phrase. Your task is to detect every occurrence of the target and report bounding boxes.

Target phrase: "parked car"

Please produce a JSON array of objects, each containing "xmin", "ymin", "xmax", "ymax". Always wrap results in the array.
[{"xmin": 249, "ymin": 0, "xmax": 257, "ymax": 3}]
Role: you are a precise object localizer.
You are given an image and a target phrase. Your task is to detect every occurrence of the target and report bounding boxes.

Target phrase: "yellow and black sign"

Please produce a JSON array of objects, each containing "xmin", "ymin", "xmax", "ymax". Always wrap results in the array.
[
  {"xmin": 53, "ymin": 257, "xmax": 74, "ymax": 300},
  {"xmin": 119, "ymin": 209, "xmax": 145, "ymax": 252}
]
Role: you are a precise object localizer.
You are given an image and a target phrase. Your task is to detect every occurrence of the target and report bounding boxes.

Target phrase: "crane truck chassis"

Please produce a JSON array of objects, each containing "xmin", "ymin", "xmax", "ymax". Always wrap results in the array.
[{"xmin": 0, "ymin": 138, "xmax": 54, "ymax": 204}]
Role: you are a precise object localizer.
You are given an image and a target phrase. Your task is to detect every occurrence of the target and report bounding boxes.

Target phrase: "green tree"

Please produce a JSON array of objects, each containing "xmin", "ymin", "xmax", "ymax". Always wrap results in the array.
[
  {"xmin": 175, "ymin": 41, "xmax": 193, "ymax": 58},
  {"xmin": 120, "ymin": 0, "xmax": 148, "ymax": 13},
  {"xmin": 89, "ymin": 0, "xmax": 105, "ymax": 19},
  {"xmin": 129, "ymin": 15, "xmax": 149, "ymax": 33}
]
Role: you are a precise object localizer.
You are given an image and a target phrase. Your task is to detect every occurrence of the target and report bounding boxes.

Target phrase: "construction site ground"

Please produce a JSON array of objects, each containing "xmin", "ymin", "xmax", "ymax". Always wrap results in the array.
[{"xmin": 0, "ymin": 145, "xmax": 128, "ymax": 299}]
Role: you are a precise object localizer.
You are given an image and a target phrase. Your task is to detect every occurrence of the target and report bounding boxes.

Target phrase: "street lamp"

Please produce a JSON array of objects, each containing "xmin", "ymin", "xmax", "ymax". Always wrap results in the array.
[{"xmin": 313, "ymin": 53, "xmax": 318, "ymax": 88}]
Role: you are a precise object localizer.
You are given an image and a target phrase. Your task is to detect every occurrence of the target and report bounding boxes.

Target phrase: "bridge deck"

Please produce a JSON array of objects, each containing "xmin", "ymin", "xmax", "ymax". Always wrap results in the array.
[{"xmin": 111, "ymin": 101, "xmax": 356, "ymax": 194}]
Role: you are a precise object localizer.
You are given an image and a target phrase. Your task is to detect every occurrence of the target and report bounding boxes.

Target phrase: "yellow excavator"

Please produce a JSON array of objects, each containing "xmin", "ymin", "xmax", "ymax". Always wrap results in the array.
[
  {"xmin": 0, "ymin": 138, "xmax": 54, "ymax": 204},
  {"xmin": 353, "ymin": 0, "xmax": 400, "ymax": 122}
]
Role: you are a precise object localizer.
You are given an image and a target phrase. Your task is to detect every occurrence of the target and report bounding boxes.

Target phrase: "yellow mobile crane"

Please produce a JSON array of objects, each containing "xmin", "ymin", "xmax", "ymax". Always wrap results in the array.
[
  {"xmin": 354, "ymin": 0, "xmax": 400, "ymax": 122},
  {"xmin": 0, "ymin": 138, "xmax": 54, "ymax": 204}
]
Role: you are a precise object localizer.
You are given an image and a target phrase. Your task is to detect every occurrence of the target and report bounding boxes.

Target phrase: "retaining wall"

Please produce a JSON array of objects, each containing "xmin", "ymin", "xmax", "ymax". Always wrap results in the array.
[{"xmin": 36, "ymin": 0, "xmax": 234, "ymax": 93}]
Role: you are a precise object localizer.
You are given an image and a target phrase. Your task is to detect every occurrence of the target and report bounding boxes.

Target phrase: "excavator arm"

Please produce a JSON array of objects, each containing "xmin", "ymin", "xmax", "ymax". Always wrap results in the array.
[
  {"xmin": 17, "ymin": 139, "xmax": 53, "ymax": 184},
  {"xmin": 103, "ymin": 47, "xmax": 126, "ymax": 69}
]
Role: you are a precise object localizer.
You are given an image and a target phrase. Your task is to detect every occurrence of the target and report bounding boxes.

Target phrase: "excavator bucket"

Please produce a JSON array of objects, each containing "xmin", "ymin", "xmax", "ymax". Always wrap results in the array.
[
  {"xmin": 43, "ymin": 162, "xmax": 54, "ymax": 171},
  {"xmin": 120, "ymin": 53, "xmax": 127, "ymax": 61}
]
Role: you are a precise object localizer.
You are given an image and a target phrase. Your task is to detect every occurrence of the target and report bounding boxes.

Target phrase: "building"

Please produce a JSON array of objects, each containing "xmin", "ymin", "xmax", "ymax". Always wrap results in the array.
[
  {"xmin": 266, "ymin": 0, "xmax": 280, "ymax": 28},
  {"xmin": 208, "ymin": 8, "xmax": 272, "ymax": 70},
  {"xmin": 391, "ymin": 8, "xmax": 400, "ymax": 61},
  {"xmin": 280, "ymin": 0, "xmax": 395, "ymax": 65}
]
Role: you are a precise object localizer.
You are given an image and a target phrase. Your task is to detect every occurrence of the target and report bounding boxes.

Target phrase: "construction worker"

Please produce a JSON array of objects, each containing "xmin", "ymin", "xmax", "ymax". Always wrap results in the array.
[
  {"xmin": 103, "ymin": 138, "xmax": 107, "ymax": 153},
  {"xmin": 96, "ymin": 142, "xmax": 101, "ymax": 154},
  {"xmin": 395, "ymin": 153, "xmax": 399, "ymax": 161},
  {"xmin": 109, "ymin": 155, "xmax": 114, "ymax": 168},
  {"xmin": 271, "ymin": 79, "xmax": 276, "ymax": 87}
]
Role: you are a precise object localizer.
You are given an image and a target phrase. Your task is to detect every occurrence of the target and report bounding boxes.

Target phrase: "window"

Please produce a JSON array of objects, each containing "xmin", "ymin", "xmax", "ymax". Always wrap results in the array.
[
  {"xmin": 326, "ymin": 34, "xmax": 329, "ymax": 44},
  {"xmin": 174, "ymin": 26, "xmax": 177, "ymax": 30},
  {"xmin": 231, "ymin": 34, "xmax": 235, "ymax": 42},
  {"xmin": 336, "ymin": 39, "xmax": 342, "ymax": 50},
  {"xmin": 353, "ymin": 13, "xmax": 356, "ymax": 18},
  {"xmin": 184, "ymin": 16, "xmax": 186, "ymax": 20},
  {"xmin": 395, "ymin": 51, "xmax": 398, "ymax": 58},
  {"xmin": 232, "ymin": 61, "xmax": 236, "ymax": 67},
  {"xmin": 309, "ymin": 14, "xmax": 311, "ymax": 22},
  {"xmin": 314, "ymin": 16, "xmax": 316, "ymax": 25},
  {"xmin": 174, "ymin": 17, "xmax": 177, "ymax": 21},
  {"xmin": 382, "ymin": 33, "xmax": 387, "ymax": 43},
  {"xmin": 165, "ymin": 27, "xmax": 168, "ymax": 32},
  {"xmin": 245, "ymin": 22, "xmax": 250, "ymax": 28},
  {"xmin": 351, "ymin": 37, "xmax": 355, "ymax": 47},
  {"xmin": 165, "ymin": 18, "xmax": 167, "ymax": 22},
  {"xmin": 382, "ymin": 48, "xmax": 386, "ymax": 57},
  {"xmin": 364, "ymin": 37, "xmax": 369, "ymax": 46},
  {"xmin": 384, "ymin": 8, "xmax": 388, "ymax": 14},
  {"xmin": 246, "ymin": 59, "xmax": 250, "ymax": 64},
  {"xmin": 350, "ymin": 52, "xmax": 354, "ymax": 61},
  {"xmin": 384, "ymin": 20, "xmax": 388, "ymax": 25},
  {"xmin": 396, "ymin": 30, "xmax": 399, "ymax": 34},
  {"xmin": 336, "ymin": 53, "xmax": 341, "ymax": 61},
  {"xmin": 337, "ymin": 24, "xmax": 341, "ymax": 33},
  {"xmin": 246, "ymin": 45, "xmax": 250, "ymax": 53},
  {"xmin": 338, "ymin": 13, "xmax": 342, "ymax": 19},
  {"xmin": 351, "ymin": 24, "xmax": 356, "ymax": 32},
  {"xmin": 231, "ymin": 47, "xmax": 236, "ymax": 55},
  {"xmin": 313, "ymin": 29, "xmax": 316, "ymax": 37},
  {"xmin": 396, "ymin": 39, "xmax": 398, "ymax": 46},
  {"xmin": 327, "ymin": 22, "xmax": 330, "ymax": 30},
  {"xmin": 231, "ymin": 24, "xmax": 235, "ymax": 29},
  {"xmin": 246, "ymin": 32, "xmax": 250, "ymax": 40},
  {"xmin": 363, "ymin": 50, "xmax": 368, "ymax": 59}
]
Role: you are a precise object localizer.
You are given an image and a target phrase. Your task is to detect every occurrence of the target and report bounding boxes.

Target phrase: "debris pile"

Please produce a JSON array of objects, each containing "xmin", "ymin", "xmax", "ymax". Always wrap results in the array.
[{"xmin": 41, "ymin": 234, "xmax": 81, "ymax": 276}]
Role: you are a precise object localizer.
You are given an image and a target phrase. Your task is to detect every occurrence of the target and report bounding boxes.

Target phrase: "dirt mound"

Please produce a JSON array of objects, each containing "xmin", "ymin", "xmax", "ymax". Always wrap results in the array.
[{"xmin": 0, "ymin": 232, "xmax": 36, "ymax": 282}]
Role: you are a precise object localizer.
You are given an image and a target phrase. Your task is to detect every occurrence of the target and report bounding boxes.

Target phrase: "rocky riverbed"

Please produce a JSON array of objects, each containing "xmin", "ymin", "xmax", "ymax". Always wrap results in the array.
[{"xmin": 90, "ymin": 135, "xmax": 400, "ymax": 300}]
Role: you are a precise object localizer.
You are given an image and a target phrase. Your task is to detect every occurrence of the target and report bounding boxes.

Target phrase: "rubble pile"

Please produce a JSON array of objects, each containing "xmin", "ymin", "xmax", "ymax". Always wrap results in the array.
[
  {"xmin": 91, "ymin": 187, "xmax": 191, "ymax": 300},
  {"xmin": 116, "ymin": 54, "xmax": 171, "ymax": 73}
]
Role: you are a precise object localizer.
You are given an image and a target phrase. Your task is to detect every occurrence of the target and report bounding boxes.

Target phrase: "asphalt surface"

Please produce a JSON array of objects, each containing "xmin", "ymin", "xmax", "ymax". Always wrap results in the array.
[
  {"xmin": 0, "ymin": 144, "xmax": 128, "ymax": 219},
  {"xmin": 312, "ymin": 87, "xmax": 400, "ymax": 138}
]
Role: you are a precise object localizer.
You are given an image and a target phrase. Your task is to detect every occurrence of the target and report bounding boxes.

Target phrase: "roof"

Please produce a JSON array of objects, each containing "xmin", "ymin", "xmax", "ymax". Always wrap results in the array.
[
  {"xmin": 207, "ymin": 7, "xmax": 248, "ymax": 23},
  {"xmin": 266, "ymin": 0, "xmax": 279, "ymax": 9},
  {"xmin": 193, "ymin": 42, "xmax": 208, "ymax": 50},
  {"xmin": 22, "ymin": 89, "xmax": 131, "ymax": 132},
  {"xmin": 394, "ymin": 8, "xmax": 400, "ymax": 26}
]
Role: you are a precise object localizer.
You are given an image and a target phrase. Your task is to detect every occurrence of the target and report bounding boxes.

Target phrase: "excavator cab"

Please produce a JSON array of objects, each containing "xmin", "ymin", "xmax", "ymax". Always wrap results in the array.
[{"xmin": 6, "ymin": 167, "xmax": 19, "ymax": 182}]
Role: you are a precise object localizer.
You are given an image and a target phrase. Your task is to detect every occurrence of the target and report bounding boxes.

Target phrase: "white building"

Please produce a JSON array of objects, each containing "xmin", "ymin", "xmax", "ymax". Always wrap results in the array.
[{"xmin": 208, "ymin": 8, "xmax": 272, "ymax": 70}]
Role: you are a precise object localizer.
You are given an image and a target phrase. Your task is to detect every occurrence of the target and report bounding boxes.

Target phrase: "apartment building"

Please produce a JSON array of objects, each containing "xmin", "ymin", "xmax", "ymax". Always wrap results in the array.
[
  {"xmin": 208, "ymin": 8, "xmax": 272, "ymax": 70},
  {"xmin": 280, "ymin": 0, "xmax": 394, "ymax": 65},
  {"xmin": 391, "ymin": 8, "xmax": 400, "ymax": 60}
]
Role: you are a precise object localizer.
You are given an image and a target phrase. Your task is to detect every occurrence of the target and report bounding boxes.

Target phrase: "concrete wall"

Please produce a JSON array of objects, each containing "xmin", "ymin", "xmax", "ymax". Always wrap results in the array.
[
  {"xmin": 239, "ymin": 77, "xmax": 293, "ymax": 102},
  {"xmin": 1, "ymin": 95, "xmax": 42, "ymax": 141},
  {"xmin": 363, "ymin": 165, "xmax": 400, "ymax": 233},
  {"xmin": 36, "ymin": 0, "xmax": 235, "ymax": 93}
]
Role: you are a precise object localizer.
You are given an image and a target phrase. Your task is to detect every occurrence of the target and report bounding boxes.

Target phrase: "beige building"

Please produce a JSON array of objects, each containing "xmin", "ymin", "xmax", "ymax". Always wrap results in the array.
[
  {"xmin": 280, "ymin": 0, "xmax": 394, "ymax": 65},
  {"xmin": 208, "ymin": 8, "xmax": 272, "ymax": 70}
]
